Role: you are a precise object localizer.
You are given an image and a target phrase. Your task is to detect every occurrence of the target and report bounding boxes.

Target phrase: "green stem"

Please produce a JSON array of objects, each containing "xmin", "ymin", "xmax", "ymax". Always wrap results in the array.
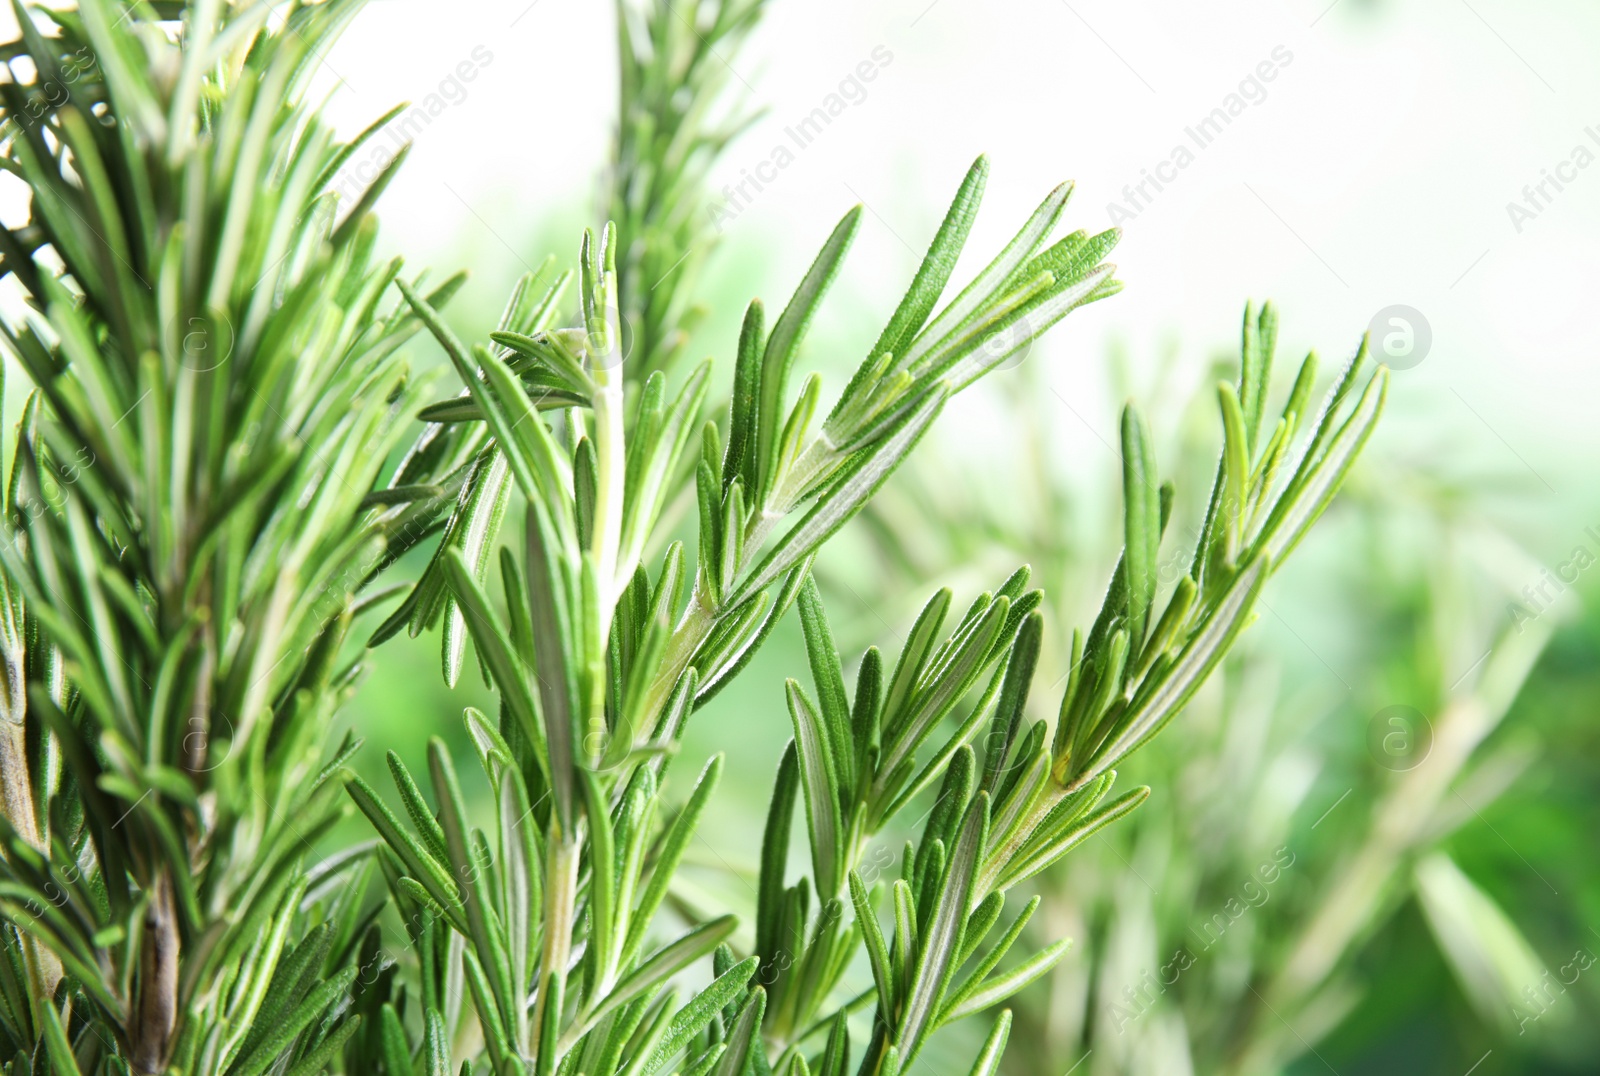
[
  {"xmin": 0, "ymin": 720, "xmax": 61, "ymax": 1025},
  {"xmin": 589, "ymin": 301, "xmax": 628, "ymax": 621},
  {"xmin": 976, "ymin": 777, "xmax": 1061, "ymax": 898},
  {"xmin": 633, "ymin": 589, "xmax": 718, "ymax": 745},
  {"xmin": 533, "ymin": 828, "xmax": 581, "ymax": 1064},
  {"xmin": 131, "ymin": 870, "xmax": 179, "ymax": 1076}
]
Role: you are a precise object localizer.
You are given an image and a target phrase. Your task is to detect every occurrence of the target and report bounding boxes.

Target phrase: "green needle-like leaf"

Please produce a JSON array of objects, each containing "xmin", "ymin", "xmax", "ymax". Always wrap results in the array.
[
  {"xmin": 634, "ymin": 957, "xmax": 757, "ymax": 1076},
  {"xmin": 966, "ymin": 1010, "xmax": 1012, "ymax": 1076},
  {"xmin": 756, "ymin": 208, "xmax": 861, "ymax": 505},
  {"xmin": 1120, "ymin": 405, "xmax": 1159, "ymax": 649},
  {"xmin": 941, "ymin": 938, "xmax": 1070, "ymax": 1025},
  {"xmin": 710, "ymin": 987, "xmax": 768, "ymax": 1076},
  {"xmin": 788, "ymin": 681, "xmax": 844, "ymax": 901},
  {"xmin": 599, "ymin": 916, "xmax": 739, "ymax": 1026}
]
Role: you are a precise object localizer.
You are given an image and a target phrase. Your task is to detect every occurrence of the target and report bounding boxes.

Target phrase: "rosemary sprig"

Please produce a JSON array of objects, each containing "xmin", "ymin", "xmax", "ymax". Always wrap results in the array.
[
  {"xmin": 0, "ymin": 2, "xmax": 468, "ymax": 1072},
  {"xmin": 358, "ymin": 144, "xmax": 1123, "ymax": 1073}
]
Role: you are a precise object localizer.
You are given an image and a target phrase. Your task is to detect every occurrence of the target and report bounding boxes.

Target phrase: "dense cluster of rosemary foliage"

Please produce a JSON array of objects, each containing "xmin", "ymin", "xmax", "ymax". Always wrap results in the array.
[
  {"xmin": 0, "ymin": 2, "xmax": 1383, "ymax": 1074},
  {"xmin": 853, "ymin": 362, "xmax": 1556, "ymax": 1074}
]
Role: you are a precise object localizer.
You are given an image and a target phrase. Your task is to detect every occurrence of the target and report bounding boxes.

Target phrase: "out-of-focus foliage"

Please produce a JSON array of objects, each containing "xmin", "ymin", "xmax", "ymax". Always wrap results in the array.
[{"xmin": 606, "ymin": 0, "xmax": 768, "ymax": 382}]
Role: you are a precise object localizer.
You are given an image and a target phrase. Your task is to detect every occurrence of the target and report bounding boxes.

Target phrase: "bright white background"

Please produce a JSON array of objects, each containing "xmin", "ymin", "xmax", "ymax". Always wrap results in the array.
[
  {"xmin": 287, "ymin": 0, "xmax": 1598, "ymax": 563},
  {"xmin": 0, "ymin": 0, "xmax": 1591, "ymax": 600}
]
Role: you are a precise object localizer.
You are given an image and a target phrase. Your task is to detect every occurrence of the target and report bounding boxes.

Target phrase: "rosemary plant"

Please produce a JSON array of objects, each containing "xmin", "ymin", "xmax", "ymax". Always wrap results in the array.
[
  {"xmin": 741, "ymin": 304, "xmax": 1386, "ymax": 1074},
  {"xmin": 355, "ymin": 148, "xmax": 1125, "ymax": 1075},
  {"xmin": 0, "ymin": 2, "xmax": 470, "ymax": 1072},
  {"xmin": 377, "ymin": 0, "xmax": 771, "ymax": 687},
  {"xmin": 1036, "ymin": 495, "xmax": 1557, "ymax": 1076},
  {"xmin": 0, "ymin": 1, "xmax": 1393, "ymax": 1075},
  {"xmin": 839, "ymin": 329, "xmax": 1547, "ymax": 1074},
  {"xmin": 606, "ymin": 0, "xmax": 767, "ymax": 380}
]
